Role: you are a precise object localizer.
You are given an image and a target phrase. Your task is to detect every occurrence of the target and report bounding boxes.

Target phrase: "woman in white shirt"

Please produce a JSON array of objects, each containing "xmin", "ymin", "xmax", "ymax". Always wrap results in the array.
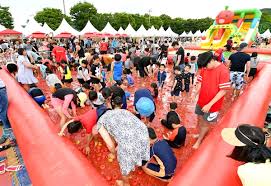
[{"xmin": 221, "ymin": 124, "xmax": 271, "ymax": 186}]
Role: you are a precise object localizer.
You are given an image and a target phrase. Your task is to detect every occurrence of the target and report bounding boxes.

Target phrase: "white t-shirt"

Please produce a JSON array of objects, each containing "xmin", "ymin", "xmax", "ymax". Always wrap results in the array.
[
  {"xmin": 237, "ymin": 161, "xmax": 271, "ymax": 186},
  {"xmin": 77, "ymin": 66, "xmax": 90, "ymax": 80},
  {"xmin": 46, "ymin": 74, "xmax": 62, "ymax": 87}
]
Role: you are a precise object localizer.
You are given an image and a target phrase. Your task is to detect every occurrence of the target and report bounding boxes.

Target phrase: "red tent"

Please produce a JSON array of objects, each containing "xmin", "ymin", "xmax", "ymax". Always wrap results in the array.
[
  {"xmin": 0, "ymin": 29, "xmax": 22, "ymax": 35},
  {"xmin": 101, "ymin": 33, "xmax": 113, "ymax": 38},
  {"xmin": 115, "ymin": 33, "xmax": 128, "ymax": 38},
  {"xmin": 54, "ymin": 32, "xmax": 72, "ymax": 38},
  {"xmin": 30, "ymin": 31, "xmax": 46, "ymax": 39},
  {"xmin": 84, "ymin": 32, "xmax": 98, "ymax": 38}
]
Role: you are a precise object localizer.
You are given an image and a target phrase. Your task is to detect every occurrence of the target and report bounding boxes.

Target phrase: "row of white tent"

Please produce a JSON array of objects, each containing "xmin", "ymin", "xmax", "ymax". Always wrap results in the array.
[{"xmin": 3, "ymin": 18, "xmax": 271, "ymax": 38}]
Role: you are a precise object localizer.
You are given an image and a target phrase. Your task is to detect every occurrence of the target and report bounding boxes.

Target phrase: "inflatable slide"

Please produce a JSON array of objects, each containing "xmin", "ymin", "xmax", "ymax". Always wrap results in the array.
[{"xmin": 201, "ymin": 7, "xmax": 262, "ymax": 49}]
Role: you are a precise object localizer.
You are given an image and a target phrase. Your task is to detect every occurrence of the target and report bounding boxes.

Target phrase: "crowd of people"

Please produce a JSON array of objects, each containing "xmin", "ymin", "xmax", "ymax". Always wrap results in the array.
[{"xmin": 0, "ymin": 35, "xmax": 271, "ymax": 186}]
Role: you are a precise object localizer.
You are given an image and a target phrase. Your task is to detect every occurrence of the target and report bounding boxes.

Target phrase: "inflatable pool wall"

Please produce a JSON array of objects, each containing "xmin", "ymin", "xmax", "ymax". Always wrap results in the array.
[
  {"xmin": 0, "ymin": 60, "xmax": 271, "ymax": 185},
  {"xmin": 201, "ymin": 7, "xmax": 262, "ymax": 49}
]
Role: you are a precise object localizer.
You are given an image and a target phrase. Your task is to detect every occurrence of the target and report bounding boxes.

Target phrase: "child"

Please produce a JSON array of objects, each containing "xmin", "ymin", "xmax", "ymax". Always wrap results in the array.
[
  {"xmin": 184, "ymin": 52, "xmax": 190, "ymax": 63},
  {"xmin": 46, "ymin": 69, "xmax": 63, "ymax": 93},
  {"xmin": 248, "ymin": 52, "xmax": 259, "ymax": 80},
  {"xmin": 189, "ymin": 56, "xmax": 198, "ymax": 84},
  {"xmin": 88, "ymin": 90, "xmax": 105, "ymax": 109},
  {"xmin": 101, "ymin": 66, "xmax": 107, "ymax": 85},
  {"xmin": 123, "ymin": 69, "xmax": 134, "ymax": 87},
  {"xmin": 61, "ymin": 60, "xmax": 73, "ymax": 87},
  {"xmin": 28, "ymin": 84, "xmax": 48, "ymax": 108},
  {"xmin": 77, "ymin": 60, "xmax": 90, "ymax": 85},
  {"xmin": 142, "ymin": 128, "xmax": 177, "ymax": 181},
  {"xmin": 182, "ymin": 65, "xmax": 193, "ymax": 93},
  {"xmin": 171, "ymin": 66, "xmax": 182, "ymax": 101},
  {"xmin": 161, "ymin": 102, "xmax": 181, "ymax": 129},
  {"xmin": 111, "ymin": 53, "xmax": 123, "ymax": 82},
  {"xmin": 157, "ymin": 64, "xmax": 167, "ymax": 88},
  {"xmin": 90, "ymin": 54, "xmax": 104, "ymax": 88},
  {"xmin": 52, "ymin": 88, "xmax": 78, "ymax": 127},
  {"xmin": 150, "ymin": 83, "xmax": 158, "ymax": 99},
  {"xmin": 124, "ymin": 55, "xmax": 133, "ymax": 74},
  {"xmin": 58, "ymin": 109, "xmax": 97, "ymax": 156}
]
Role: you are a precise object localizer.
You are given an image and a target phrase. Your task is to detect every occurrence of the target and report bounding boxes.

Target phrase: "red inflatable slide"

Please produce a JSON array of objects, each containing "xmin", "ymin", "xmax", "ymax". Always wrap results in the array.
[{"xmin": 0, "ymin": 62, "xmax": 271, "ymax": 186}]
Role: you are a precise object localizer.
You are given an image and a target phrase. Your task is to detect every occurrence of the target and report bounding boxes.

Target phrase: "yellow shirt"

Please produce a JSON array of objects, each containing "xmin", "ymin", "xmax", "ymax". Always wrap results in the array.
[
  {"xmin": 64, "ymin": 66, "xmax": 72, "ymax": 80},
  {"xmin": 237, "ymin": 160, "xmax": 271, "ymax": 186}
]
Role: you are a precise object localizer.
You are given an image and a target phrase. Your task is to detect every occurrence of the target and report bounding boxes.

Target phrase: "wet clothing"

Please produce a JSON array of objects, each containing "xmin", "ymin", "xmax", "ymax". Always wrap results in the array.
[
  {"xmin": 171, "ymin": 74, "xmax": 183, "ymax": 96},
  {"xmin": 52, "ymin": 46, "xmax": 66, "ymax": 63},
  {"xmin": 74, "ymin": 109, "xmax": 97, "ymax": 134},
  {"xmin": 161, "ymin": 111, "xmax": 180, "ymax": 129},
  {"xmin": 229, "ymin": 52, "xmax": 251, "ymax": 72},
  {"xmin": 97, "ymin": 109, "xmax": 150, "ymax": 176}
]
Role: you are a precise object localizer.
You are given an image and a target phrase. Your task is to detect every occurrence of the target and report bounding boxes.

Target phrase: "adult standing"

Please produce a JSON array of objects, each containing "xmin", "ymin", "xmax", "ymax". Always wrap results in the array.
[
  {"xmin": 97, "ymin": 97, "xmax": 150, "ymax": 186},
  {"xmin": 192, "ymin": 51, "xmax": 230, "ymax": 149},
  {"xmin": 228, "ymin": 43, "xmax": 251, "ymax": 99},
  {"xmin": 172, "ymin": 41, "xmax": 185, "ymax": 71},
  {"xmin": 0, "ymin": 78, "xmax": 13, "ymax": 144},
  {"xmin": 17, "ymin": 48, "xmax": 38, "ymax": 90},
  {"xmin": 99, "ymin": 38, "xmax": 108, "ymax": 54}
]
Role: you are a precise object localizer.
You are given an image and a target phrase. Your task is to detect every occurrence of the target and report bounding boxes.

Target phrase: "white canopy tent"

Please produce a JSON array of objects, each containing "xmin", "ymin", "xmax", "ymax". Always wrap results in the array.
[
  {"xmin": 42, "ymin": 22, "xmax": 54, "ymax": 34},
  {"xmin": 135, "ymin": 25, "xmax": 148, "ymax": 37},
  {"xmin": 201, "ymin": 30, "xmax": 207, "ymax": 37},
  {"xmin": 0, "ymin": 24, "xmax": 6, "ymax": 31},
  {"xmin": 165, "ymin": 27, "xmax": 178, "ymax": 37},
  {"xmin": 117, "ymin": 27, "xmax": 125, "ymax": 34},
  {"xmin": 101, "ymin": 22, "xmax": 117, "ymax": 34},
  {"xmin": 194, "ymin": 30, "xmax": 202, "ymax": 37},
  {"xmin": 125, "ymin": 24, "xmax": 137, "ymax": 37},
  {"xmin": 187, "ymin": 31, "xmax": 194, "ymax": 37},
  {"xmin": 80, "ymin": 21, "xmax": 98, "ymax": 35},
  {"xmin": 147, "ymin": 26, "xmax": 159, "ymax": 37},
  {"xmin": 158, "ymin": 26, "xmax": 167, "ymax": 37},
  {"xmin": 22, "ymin": 17, "xmax": 44, "ymax": 35},
  {"xmin": 180, "ymin": 31, "xmax": 187, "ymax": 37},
  {"xmin": 261, "ymin": 29, "xmax": 271, "ymax": 38},
  {"xmin": 54, "ymin": 18, "xmax": 79, "ymax": 35}
]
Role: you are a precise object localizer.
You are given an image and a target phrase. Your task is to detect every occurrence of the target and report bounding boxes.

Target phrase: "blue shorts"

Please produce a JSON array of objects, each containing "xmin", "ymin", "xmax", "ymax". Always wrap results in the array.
[{"xmin": 34, "ymin": 95, "xmax": 46, "ymax": 106}]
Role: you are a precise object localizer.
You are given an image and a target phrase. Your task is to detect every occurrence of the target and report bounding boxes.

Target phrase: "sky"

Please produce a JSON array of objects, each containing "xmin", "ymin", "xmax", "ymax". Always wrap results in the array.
[{"xmin": 1, "ymin": 0, "xmax": 271, "ymax": 27}]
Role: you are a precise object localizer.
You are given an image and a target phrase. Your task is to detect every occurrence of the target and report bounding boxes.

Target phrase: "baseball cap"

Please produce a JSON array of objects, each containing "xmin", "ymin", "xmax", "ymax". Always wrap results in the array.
[{"xmin": 136, "ymin": 97, "xmax": 155, "ymax": 117}]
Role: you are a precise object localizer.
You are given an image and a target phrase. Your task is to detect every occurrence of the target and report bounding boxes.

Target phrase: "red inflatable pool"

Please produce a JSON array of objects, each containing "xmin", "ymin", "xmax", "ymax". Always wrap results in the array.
[{"xmin": 0, "ymin": 59, "xmax": 271, "ymax": 186}]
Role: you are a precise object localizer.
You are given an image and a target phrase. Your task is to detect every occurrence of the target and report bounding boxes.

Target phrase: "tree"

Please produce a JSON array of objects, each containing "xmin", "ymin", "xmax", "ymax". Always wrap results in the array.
[
  {"xmin": 34, "ymin": 8, "xmax": 70, "ymax": 30},
  {"xmin": 70, "ymin": 2, "xmax": 97, "ymax": 31},
  {"xmin": 0, "ymin": 6, "xmax": 14, "ymax": 29},
  {"xmin": 160, "ymin": 14, "xmax": 172, "ymax": 30}
]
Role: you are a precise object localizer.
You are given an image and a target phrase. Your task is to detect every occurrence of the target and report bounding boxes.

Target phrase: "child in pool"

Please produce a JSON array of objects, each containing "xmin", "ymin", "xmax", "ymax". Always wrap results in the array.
[
  {"xmin": 46, "ymin": 69, "xmax": 63, "ymax": 93},
  {"xmin": 150, "ymin": 83, "xmax": 158, "ymax": 99},
  {"xmin": 28, "ymin": 84, "xmax": 49, "ymax": 109},
  {"xmin": 61, "ymin": 60, "xmax": 73, "ymax": 87},
  {"xmin": 58, "ymin": 109, "xmax": 97, "ymax": 156}
]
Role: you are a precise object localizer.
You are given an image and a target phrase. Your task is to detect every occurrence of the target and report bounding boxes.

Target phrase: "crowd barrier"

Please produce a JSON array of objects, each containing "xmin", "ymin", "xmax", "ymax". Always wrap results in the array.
[{"xmin": 0, "ymin": 62, "xmax": 271, "ymax": 186}]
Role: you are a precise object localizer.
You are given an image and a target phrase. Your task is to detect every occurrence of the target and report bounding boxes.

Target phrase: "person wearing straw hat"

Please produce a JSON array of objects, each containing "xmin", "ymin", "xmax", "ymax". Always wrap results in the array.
[{"xmin": 221, "ymin": 124, "xmax": 271, "ymax": 186}]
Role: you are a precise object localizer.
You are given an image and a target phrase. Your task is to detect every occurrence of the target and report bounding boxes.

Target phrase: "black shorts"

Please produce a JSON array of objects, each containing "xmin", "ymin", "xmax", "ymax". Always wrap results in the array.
[
  {"xmin": 62, "ymin": 78, "xmax": 73, "ymax": 83},
  {"xmin": 195, "ymin": 105, "xmax": 219, "ymax": 122},
  {"xmin": 78, "ymin": 79, "xmax": 91, "ymax": 85},
  {"xmin": 91, "ymin": 78, "xmax": 100, "ymax": 84},
  {"xmin": 171, "ymin": 89, "xmax": 181, "ymax": 96},
  {"xmin": 248, "ymin": 68, "xmax": 257, "ymax": 77},
  {"xmin": 183, "ymin": 84, "xmax": 190, "ymax": 92}
]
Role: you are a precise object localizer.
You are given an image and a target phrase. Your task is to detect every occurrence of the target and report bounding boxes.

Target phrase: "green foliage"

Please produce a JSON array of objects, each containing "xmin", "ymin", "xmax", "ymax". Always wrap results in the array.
[
  {"xmin": 0, "ymin": 6, "xmax": 14, "ymax": 29},
  {"xmin": 34, "ymin": 8, "xmax": 71, "ymax": 30},
  {"xmin": 70, "ymin": 2, "xmax": 97, "ymax": 31},
  {"xmin": 259, "ymin": 9, "xmax": 271, "ymax": 33}
]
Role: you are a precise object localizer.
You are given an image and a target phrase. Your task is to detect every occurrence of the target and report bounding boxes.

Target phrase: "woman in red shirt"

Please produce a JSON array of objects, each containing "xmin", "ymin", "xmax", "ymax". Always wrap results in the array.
[{"xmin": 192, "ymin": 51, "xmax": 231, "ymax": 149}]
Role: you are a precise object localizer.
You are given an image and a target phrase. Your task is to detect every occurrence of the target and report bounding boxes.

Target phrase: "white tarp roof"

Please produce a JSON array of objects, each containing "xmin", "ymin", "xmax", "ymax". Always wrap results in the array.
[
  {"xmin": 42, "ymin": 22, "xmax": 54, "ymax": 34},
  {"xmin": 54, "ymin": 18, "xmax": 79, "ymax": 35},
  {"xmin": 23, "ymin": 17, "xmax": 44, "ymax": 35},
  {"xmin": 117, "ymin": 27, "xmax": 125, "ymax": 34},
  {"xmin": 180, "ymin": 31, "xmax": 187, "ymax": 37},
  {"xmin": 261, "ymin": 29, "xmax": 271, "ymax": 38},
  {"xmin": 194, "ymin": 30, "xmax": 202, "ymax": 37},
  {"xmin": 187, "ymin": 31, "xmax": 194, "ymax": 37},
  {"xmin": 201, "ymin": 30, "xmax": 206, "ymax": 36},
  {"xmin": 125, "ymin": 24, "xmax": 136, "ymax": 37},
  {"xmin": 166, "ymin": 27, "xmax": 178, "ymax": 37},
  {"xmin": 147, "ymin": 26, "xmax": 159, "ymax": 37},
  {"xmin": 101, "ymin": 22, "xmax": 117, "ymax": 34},
  {"xmin": 80, "ymin": 21, "xmax": 98, "ymax": 35},
  {"xmin": 135, "ymin": 25, "xmax": 148, "ymax": 37},
  {"xmin": 0, "ymin": 24, "xmax": 5, "ymax": 31},
  {"xmin": 158, "ymin": 26, "xmax": 167, "ymax": 37}
]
